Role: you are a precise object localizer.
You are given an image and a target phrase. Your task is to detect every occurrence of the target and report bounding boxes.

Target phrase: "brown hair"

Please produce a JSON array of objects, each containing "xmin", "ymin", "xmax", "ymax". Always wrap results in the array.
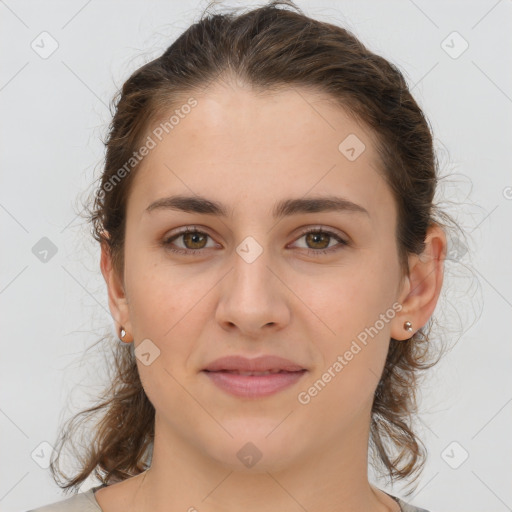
[{"xmin": 50, "ymin": 0, "xmax": 453, "ymax": 497}]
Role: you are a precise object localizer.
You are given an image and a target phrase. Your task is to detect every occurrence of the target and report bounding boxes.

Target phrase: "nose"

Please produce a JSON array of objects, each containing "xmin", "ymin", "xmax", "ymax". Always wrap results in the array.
[{"xmin": 215, "ymin": 246, "xmax": 291, "ymax": 338}]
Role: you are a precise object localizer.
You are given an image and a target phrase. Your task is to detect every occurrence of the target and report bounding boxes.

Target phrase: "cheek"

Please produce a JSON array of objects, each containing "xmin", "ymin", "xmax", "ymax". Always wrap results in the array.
[
  {"xmin": 294, "ymin": 250, "xmax": 399, "ymax": 387},
  {"xmin": 294, "ymin": 251, "xmax": 399, "ymax": 336},
  {"xmin": 300, "ymin": 288, "xmax": 395, "ymax": 424},
  {"xmin": 125, "ymin": 258, "xmax": 214, "ymax": 371},
  {"xmin": 124, "ymin": 247, "xmax": 197, "ymax": 335}
]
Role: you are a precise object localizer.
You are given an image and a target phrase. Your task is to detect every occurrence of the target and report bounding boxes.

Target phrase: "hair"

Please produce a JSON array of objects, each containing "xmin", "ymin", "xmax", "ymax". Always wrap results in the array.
[{"xmin": 50, "ymin": 0, "xmax": 457, "ymax": 497}]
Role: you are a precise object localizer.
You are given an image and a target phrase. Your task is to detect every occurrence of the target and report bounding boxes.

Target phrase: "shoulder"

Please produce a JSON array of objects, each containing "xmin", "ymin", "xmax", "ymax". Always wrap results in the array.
[
  {"xmin": 396, "ymin": 496, "xmax": 432, "ymax": 512},
  {"xmin": 25, "ymin": 486, "xmax": 103, "ymax": 512}
]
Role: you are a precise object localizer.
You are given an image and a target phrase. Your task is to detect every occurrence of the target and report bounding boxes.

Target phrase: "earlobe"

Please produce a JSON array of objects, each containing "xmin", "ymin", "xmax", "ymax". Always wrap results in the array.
[
  {"xmin": 100, "ymin": 239, "xmax": 132, "ymax": 338},
  {"xmin": 119, "ymin": 326, "xmax": 134, "ymax": 343},
  {"xmin": 391, "ymin": 224, "xmax": 447, "ymax": 340}
]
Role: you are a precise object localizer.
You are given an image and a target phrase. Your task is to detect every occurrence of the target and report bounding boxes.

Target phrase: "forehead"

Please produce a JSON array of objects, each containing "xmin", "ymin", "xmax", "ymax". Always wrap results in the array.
[{"xmin": 126, "ymin": 83, "xmax": 394, "ymax": 225}]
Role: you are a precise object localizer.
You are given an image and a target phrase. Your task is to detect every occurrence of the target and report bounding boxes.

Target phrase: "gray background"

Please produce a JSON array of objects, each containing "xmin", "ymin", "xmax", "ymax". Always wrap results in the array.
[{"xmin": 1, "ymin": 1, "xmax": 511, "ymax": 511}]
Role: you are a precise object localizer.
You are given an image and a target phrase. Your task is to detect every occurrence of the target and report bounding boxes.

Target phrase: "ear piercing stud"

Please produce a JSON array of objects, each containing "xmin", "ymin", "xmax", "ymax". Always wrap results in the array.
[
  {"xmin": 403, "ymin": 321, "xmax": 413, "ymax": 332},
  {"xmin": 119, "ymin": 326, "xmax": 132, "ymax": 343}
]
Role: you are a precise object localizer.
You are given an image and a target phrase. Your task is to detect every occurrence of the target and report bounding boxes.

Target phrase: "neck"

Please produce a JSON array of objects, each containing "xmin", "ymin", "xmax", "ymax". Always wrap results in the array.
[{"xmin": 129, "ymin": 413, "xmax": 399, "ymax": 512}]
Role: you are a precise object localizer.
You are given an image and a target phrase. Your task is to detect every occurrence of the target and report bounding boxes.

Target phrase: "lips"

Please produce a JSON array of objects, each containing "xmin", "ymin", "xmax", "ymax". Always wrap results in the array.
[
  {"xmin": 215, "ymin": 369, "xmax": 285, "ymax": 376},
  {"xmin": 201, "ymin": 355, "xmax": 307, "ymax": 398},
  {"xmin": 202, "ymin": 354, "xmax": 306, "ymax": 373}
]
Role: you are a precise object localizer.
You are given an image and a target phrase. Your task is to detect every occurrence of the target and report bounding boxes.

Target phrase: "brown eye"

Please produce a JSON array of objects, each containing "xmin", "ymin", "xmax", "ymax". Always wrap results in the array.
[
  {"xmin": 162, "ymin": 226, "xmax": 348, "ymax": 257},
  {"xmin": 291, "ymin": 227, "xmax": 349, "ymax": 256},
  {"xmin": 163, "ymin": 227, "xmax": 215, "ymax": 255},
  {"xmin": 181, "ymin": 231, "xmax": 208, "ymax": 250},
  {"xmin": 304, "ymin": 231, "xmax": 331, "ymax": 250}
]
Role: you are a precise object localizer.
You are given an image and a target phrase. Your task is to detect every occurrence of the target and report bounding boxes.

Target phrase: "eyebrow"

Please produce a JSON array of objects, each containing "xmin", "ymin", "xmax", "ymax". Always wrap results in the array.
[{"xmin": 145, "ymin": 194, "xmax": 369, "ymax": 219}]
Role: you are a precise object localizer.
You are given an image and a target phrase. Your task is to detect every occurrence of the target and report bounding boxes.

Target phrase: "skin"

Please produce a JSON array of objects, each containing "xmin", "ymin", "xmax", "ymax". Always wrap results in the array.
[{"xmin": 98, "ymin": 78, "xmax": 446, "ymax": 512}]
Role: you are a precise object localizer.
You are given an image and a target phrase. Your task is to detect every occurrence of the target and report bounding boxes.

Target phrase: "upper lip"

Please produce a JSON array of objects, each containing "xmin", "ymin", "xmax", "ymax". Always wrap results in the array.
[{"xmin": 202, "ymin": 355, "xmax": 306, "ymax": 373}]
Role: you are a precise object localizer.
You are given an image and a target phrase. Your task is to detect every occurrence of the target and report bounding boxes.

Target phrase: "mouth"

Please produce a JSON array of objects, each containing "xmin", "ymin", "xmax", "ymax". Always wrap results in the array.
[
  {"xmin": 201, "ymin": 355, "xmax": 308, "ymax": 398},
  {"xmin": 202, "ymin": 354, "xmax": 307, "ymax": 373},
  {"xmin": 203, "ymin": 369, "xmax": 303, "ymax": 376}
]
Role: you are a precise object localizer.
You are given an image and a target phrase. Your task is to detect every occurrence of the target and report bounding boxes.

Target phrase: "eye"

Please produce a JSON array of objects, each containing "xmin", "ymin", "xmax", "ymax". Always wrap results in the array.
[
  {"xmin": 162, "ymin": 226, "xmax": 217, "ymax": 255},
  {"xmin": 290, "ymin": 227, "xmax": 349, "ymax": 256},
  {"xmin": 161, "ymin": 226, "xmax": 349, "ymax": 257}
]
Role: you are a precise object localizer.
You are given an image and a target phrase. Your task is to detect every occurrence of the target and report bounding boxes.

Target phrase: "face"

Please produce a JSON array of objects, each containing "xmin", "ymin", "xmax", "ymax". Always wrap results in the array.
[{"xmin": 109, "ymin": 81, "xmax": 408, "ymax": 472}]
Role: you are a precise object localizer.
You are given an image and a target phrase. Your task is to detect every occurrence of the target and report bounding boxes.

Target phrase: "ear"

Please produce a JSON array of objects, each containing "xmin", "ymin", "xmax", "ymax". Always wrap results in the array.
[
  {"xmin": 100, "ymin": 238, "xmax": 132, "ymax": 340},
  {"xmin": 391, "ymin": 224, "xmax": 447, "ymax": 340}
]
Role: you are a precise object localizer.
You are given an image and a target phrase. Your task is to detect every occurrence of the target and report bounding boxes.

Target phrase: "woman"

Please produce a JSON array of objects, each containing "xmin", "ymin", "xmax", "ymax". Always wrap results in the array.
[{"xmin": 29, "ymin": 1, "xmax": 449, "ymax": 511}]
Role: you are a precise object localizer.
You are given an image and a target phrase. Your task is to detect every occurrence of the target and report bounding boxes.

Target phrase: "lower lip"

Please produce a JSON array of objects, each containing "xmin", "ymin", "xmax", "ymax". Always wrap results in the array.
[{"xmin": 202, "ymin": 370, "xmax": 307, "ymax": 398}]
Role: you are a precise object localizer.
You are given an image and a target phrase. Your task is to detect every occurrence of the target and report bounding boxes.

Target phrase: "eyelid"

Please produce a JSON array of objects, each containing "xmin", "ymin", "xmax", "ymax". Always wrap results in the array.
[
  {"xmin": 290, "ymin": 225, "xmax": 349, "ymax": 245},
  {"xmin": 163, "ymin": 225, "xmax": 219, "ymax": 250},
  {"xmin": 162, "ymin": 225, "xmax": 349, "ymax": 255}
]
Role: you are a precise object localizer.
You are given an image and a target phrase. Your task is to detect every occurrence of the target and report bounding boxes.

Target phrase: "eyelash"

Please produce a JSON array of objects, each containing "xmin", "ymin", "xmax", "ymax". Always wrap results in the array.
[{"xmin": 162, "ymin": 226, "xmax": 349, "ymax": 257}]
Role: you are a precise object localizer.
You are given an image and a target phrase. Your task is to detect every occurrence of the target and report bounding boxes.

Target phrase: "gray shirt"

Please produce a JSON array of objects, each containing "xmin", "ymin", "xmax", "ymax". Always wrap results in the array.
[{"xmin": 27, "ymin": 484, "xmax": 432, "ymax": 512}]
